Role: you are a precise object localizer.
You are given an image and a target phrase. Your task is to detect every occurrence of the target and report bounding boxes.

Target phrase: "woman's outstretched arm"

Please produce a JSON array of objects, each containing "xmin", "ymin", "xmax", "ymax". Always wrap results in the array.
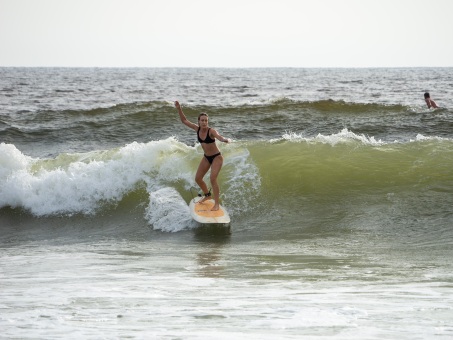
[{"xmin": 175, "ymin": 101, "xmax": 198, "ymax": 131}]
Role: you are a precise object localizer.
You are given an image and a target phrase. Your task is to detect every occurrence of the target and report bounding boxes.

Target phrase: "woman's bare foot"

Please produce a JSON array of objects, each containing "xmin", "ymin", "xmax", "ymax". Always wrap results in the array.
[{"xmin": 211, "ymin": 204, "xmax": 220, "ymax": 211}]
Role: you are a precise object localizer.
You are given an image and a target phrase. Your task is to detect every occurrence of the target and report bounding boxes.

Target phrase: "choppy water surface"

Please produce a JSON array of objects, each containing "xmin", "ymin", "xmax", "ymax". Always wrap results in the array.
[{"xmin": 1, "ymin": 67, "xmax": 453, "ymax": 338}]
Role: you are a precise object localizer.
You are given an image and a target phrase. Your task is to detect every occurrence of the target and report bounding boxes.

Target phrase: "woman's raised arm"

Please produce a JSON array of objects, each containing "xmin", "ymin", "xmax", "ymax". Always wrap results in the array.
[{"xmin": 175, "ymin": 101, "xmax": 198, "ymax": 131}]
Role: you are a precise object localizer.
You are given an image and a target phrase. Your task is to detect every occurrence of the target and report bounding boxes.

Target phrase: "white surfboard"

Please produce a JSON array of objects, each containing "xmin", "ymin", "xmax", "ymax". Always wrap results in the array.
[{"xmin": 189, "ymin": 196, "xmax": 230, "ymax": 224}]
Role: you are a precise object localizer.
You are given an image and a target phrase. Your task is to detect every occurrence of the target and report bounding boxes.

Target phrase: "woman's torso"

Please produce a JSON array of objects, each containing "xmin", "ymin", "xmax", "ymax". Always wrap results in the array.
[{"xmin": 198, "ymin": 127, "xmax": 220, "ymax": 156}]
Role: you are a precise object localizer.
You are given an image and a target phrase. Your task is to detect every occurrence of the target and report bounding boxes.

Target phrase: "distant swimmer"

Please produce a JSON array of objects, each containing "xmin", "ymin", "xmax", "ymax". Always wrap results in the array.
[
  {"xmin": 424, "ymin": 92, "xmax": 439, "ymax": 109},
  {"xmin": 175, "ymin": 101, "xmax": 231, "ymax": 211}
]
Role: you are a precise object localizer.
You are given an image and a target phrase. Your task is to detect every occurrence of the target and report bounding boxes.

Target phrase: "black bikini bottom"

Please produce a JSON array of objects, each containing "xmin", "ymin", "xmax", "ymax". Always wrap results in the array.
[{"xmin": 204, "ymin": 152, "xmax": 221, "ymax": 164}]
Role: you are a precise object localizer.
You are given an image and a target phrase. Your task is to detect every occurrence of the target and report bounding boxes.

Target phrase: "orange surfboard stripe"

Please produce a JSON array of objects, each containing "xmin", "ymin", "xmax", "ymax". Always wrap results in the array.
[{"xmin": 194, "ymin": 200, "xmax": 225, "ymax": 217}]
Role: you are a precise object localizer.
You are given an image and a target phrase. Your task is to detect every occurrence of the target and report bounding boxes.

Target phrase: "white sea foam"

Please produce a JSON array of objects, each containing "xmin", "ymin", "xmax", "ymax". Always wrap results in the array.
[
  {"xmin": 413, "ymin": 133, "xmax": 452, "ymax": 142},
  {"xmin": 222, "ymin": 147, "xmax": 261, "ymax": 215},
  {"xmin": 145, "ymin": 187, "xmax": 195, "ymax": 232},
  {"xmin": 280, "ymin": 129, "xmax": 453, "ymax": 146},
  {"xmin": 0, "ymin": 138, "xmax": 193, "ymax": 216},
  {"xmin": 281, "ymin": 128, "xmax": 385, "ymax": 146},
  {"xmin": 0, "ymin": 143, "xmax": 34, "ymax": 182}
]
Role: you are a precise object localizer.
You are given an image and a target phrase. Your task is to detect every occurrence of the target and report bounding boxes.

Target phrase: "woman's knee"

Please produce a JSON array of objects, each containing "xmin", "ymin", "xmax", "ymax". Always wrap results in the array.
[
  {"xmin": 210, "ymin": 174, "xmax": 219, "ymax": 185},
  {"xmin": 195, "ymin": 175, "xmax": 204, "ymax": 185}
]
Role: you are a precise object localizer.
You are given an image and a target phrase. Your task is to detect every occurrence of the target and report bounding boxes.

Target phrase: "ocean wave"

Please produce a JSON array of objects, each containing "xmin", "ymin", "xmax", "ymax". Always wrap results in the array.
[
  {"xmin": 2, "ymin": 99, "xmax": 451, "ymax": 157},
  {"xmin": 11, "ymin": 99, "xmax": 409, "ymax": 119},
  {"xmin": 0, "ymin": 139, "xmax": 259, "ymax": 230},
  {"xmin": 264, "ymin": 98, "xmax": 408, "ymax": 113},
  {"xmin": 177, "ymin": 98, "xmax": 411, "ymax": 115},
  {"xmin": 249, "ymin": 130, "xmax": 453, "ymax": 197},
  {"xmin": 1, "ymin": 131, "xmax": 452, "ymax": 230}
]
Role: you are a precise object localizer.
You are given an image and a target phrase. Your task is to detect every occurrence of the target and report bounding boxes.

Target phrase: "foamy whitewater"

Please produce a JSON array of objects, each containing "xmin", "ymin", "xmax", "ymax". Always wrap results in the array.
[{"xmin": 1, "ymin": 68, "xmax": 453, "ymax": 339}]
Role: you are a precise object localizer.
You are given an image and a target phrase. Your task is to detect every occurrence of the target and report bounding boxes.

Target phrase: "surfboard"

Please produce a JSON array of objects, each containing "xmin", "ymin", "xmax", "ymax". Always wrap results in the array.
[{"xmin": 189, "ymin": 197, "xmax": 230, "ymax": 224}]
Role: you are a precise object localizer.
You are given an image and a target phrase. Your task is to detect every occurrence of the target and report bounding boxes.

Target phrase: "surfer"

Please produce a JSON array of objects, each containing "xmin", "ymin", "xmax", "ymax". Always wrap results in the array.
[
  {"xmin": 175, "ymin": 101, "xmax": 231, "ymax": 211},
  {"xmin": 424, "ymin": 92, "xmax": 439, "ymax": 109}
]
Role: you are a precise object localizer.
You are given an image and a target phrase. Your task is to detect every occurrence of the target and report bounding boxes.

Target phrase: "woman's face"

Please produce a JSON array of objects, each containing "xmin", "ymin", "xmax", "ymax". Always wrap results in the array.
[{"xmin": 198, "ymin": 115, "xmax": 209, "ymax": 127}]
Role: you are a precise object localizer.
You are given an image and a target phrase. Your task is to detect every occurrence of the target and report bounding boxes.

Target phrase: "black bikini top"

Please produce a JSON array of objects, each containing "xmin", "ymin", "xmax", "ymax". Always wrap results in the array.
[{"xmin": 198, "ymin": 127, "xmax": 215, "ymax": 144}]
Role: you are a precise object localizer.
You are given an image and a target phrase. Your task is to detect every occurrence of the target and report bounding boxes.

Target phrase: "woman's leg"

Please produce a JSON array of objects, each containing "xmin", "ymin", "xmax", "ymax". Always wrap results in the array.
[
  {"xmin": 195, "ymin": 157, "xmax": 211, "ymax": 201},
  {"xmin": 209, "ymin": 155, "xmax": 224, "ymax": 211}
]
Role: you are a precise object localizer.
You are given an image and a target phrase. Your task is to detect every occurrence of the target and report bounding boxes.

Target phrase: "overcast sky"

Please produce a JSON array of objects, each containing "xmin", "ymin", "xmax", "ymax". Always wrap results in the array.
[{"xmin": 1, "ymin": 0, "xmax": 452, "ymax": 68}]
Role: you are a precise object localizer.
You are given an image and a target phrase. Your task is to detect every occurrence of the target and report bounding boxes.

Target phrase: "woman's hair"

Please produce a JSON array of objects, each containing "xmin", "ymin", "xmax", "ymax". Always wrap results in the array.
[
  {"xmin": 198, "ymin": 113, "xmax": 209, "ymax": 121},
  {"xmin": 424, "ymin": 92, "xmax": 430, "ymax": 99}
]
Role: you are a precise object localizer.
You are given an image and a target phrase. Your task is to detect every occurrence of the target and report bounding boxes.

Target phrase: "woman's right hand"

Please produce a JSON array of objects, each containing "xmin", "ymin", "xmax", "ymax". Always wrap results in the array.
[{"xmin": 174, "ymin": 101, "xmax": 180, "ymax": 109}]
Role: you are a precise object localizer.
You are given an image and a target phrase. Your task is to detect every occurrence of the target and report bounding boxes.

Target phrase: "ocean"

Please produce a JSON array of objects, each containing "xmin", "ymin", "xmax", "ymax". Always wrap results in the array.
[{"xmin": 1, "ymin": 67, "xmax": 452, "ymax": 339}]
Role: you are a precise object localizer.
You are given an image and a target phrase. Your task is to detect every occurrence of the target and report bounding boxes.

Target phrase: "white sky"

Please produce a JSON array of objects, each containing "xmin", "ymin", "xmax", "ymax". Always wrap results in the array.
[{"xmin": 1, "ymin": 0, "xmax": 452, "ymax": 68}]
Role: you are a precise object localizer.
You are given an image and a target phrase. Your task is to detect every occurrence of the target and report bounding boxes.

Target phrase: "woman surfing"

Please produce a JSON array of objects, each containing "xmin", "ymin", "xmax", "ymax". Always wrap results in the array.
[{"xmin": 175, "ymin": 101, "xmax": 231, "ymax": 211}]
